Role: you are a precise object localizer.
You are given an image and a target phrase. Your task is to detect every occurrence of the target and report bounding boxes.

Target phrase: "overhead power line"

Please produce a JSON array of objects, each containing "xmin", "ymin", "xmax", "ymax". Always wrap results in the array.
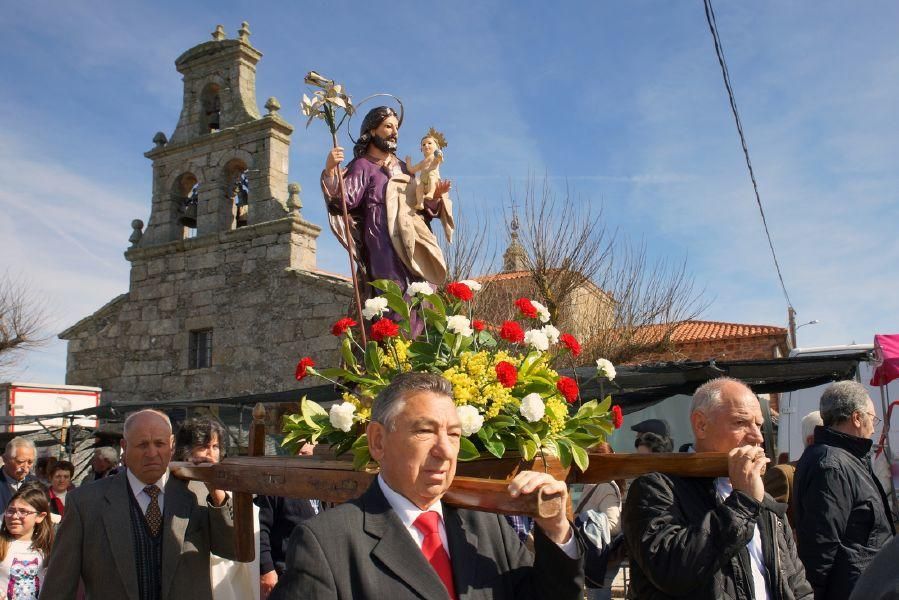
[{"xmin": 702, "ymin": 0, "xmax": 794, "ymax": 310}]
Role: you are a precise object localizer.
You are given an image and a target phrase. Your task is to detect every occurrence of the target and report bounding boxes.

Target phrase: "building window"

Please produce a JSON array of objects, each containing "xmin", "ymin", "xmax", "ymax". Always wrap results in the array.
[{"xmin": 189, "ymin": 329, "xmax": 213, "ymax": 369}]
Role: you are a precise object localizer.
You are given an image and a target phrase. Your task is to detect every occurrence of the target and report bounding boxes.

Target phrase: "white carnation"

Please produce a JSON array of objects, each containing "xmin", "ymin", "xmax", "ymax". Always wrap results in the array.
[
  {"xmin": 446, "ymin": 315, "xmax": 474, "ymax": 337},
  {"xmin": 524, "ymin": 329, "xmax": 549, "ymax": 352},
  {"xmin": 362, "ymin": 296, "xmax": 389, "ymax": 319},
  {"xmin": 459, "ymin": 279, "xmax": 482, "ymax": 292},
  {"xmin": 456, "ymin": 405, "xmax": 484, "ymax": 436},
  {"xmin": 541, "ymin": 324, "xmax": 560, "ymax": 345},
  {"xmin": 329, "ymin": 401, "xmax": 356, "ymax": 432},
  {"xmin": 596, "ymin": 358, "xmax": 617, "ymax": 381},
  {"xmin": 531, "ymin": 300, "xmax": 551, "ymax": 323},
  {"xmin": 519, "ymin": 393, "xmax": 546, "ymax": 422},
  {"xmin": 406, "ymin": 282, "xmax": 433, "ymax": 296}
]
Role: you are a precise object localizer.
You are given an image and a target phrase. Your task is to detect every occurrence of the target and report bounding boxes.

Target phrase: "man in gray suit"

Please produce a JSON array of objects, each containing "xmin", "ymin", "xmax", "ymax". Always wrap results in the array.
[
  {"xmin": 271, "ymin": 372, "xmax": 584, "ymax": 600},
  {"xmin": 0, "ymin": 437, "xmax": 38, "ymax": 510},
  {"xmin": 39, "ymin": 409, "xmax": 237, "ymax": 600}
]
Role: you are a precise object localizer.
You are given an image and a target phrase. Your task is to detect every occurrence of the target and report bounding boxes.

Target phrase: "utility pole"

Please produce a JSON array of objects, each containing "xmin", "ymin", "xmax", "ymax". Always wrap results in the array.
[{"xmin": 788, "ymin": 306, "xmax": 797, "ymax": 349}]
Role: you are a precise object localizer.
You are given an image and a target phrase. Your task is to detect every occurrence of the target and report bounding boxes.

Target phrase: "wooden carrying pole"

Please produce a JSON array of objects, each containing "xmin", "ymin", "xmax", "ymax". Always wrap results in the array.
[{"xmin": 230, "ymin": 404, "xmax": 266, "ymax": 562}]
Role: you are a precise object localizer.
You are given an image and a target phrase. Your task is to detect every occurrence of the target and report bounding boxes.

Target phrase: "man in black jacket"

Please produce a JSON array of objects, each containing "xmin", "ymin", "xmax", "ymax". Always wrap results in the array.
[
  {"xmin": 795, "ymin": 380, "xmax": 894, "ymax": 600},
  {"xmin": 623, "ymin": 377, "xmax": 812, "ymax": 599}
]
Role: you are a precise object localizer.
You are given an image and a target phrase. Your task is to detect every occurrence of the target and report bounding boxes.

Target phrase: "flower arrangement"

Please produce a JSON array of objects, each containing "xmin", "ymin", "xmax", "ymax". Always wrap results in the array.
[{"xmin": 282, "ymin": 279, "xmax": 621, "ymax": 471}]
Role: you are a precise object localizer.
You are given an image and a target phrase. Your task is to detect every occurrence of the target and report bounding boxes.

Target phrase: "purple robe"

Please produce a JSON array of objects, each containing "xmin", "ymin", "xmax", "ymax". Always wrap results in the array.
[{"xmin": 322, "ymin": 156, "xmax": 444, "ymax": 297}]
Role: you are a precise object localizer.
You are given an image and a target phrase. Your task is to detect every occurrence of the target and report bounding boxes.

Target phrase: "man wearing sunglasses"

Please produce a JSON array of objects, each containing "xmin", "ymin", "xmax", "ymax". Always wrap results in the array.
[{"xmin": 795, "ymin": 380, "xmax": 895, "ymax": 600}]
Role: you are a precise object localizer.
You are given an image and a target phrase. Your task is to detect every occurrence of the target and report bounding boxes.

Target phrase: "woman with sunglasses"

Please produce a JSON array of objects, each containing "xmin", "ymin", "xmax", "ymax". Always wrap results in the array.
[{"xmin": 0, "ymin": 483, "xmax": 54, "ymax": 599}]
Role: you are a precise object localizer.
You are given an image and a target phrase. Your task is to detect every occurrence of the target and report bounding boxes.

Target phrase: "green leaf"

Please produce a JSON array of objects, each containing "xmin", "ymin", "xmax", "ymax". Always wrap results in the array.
[
  {"xmin": 595, "ymin": 395, "xmax": 612, "ymax": 414},
  {"xmin": 556, "ymin": 440, "xmax": 573, "ymax": 469},
  {"xmin": 569, "ymin": 442, "xmax": 589, "ymax": 472},
  {"xmin": 487, "ymin": 415, "xmax": 516, "ymax": 428},
  {"xmin": 383, "ymin": 292, "xmax": 411, "ymax": 324},
  {"xmin": 369, "ymin": 279, "xmax": 405, "ymax": 298},
  {"xmin": 301, "ymin": 397, "xmax": 328, "ymax": 428},
  {"xmin": 423, "ymin": 309, "xmax": 446, "ymax": 332},
  {"xmin": 458, "ymin": 437, "xmax": 481, "ymax": 461},
  {"xmin": 518, "ymin": 438, "xmax": 538, "ymax": 461},
  {"xmin": 352, "ymin": 446, "xmax": 372, "ymax": 470},
  {"xmin": 340, "ymin": 337, "xmax": 357, "ymax": 370},
  {"xmin": 364, "ymin": 341, "xmax": 381, "ymax": 373},
  {"xmin": 477, "ymin": 428, "xmax": 506, "ymax": 458},
  {"xmin": 477, "ymin": 331, "xmax": 497, "ymax": 347},
  {"xmin": 423, "ymin": 293, "xmax": 446, "ymax": 317}
]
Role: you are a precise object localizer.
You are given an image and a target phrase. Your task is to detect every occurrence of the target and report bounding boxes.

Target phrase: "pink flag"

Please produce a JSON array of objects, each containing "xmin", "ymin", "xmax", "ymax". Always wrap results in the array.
[{"xmin": 871, "ymin": 334, "xmax": 899, "ymax": 386}]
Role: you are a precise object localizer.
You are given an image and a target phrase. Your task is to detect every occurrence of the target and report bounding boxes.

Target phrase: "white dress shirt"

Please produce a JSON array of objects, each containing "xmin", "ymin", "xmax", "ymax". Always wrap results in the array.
[
  {"xmin": 126, "ymin": 468, "xmax": 169, "ymax": 516},
  {"xmin": 715, "ymin": 477, "xmax": 769, "ymax": 600},
  {"xmin": 377, "ymin": 475, "xmax": 578, "ymax": 558}
]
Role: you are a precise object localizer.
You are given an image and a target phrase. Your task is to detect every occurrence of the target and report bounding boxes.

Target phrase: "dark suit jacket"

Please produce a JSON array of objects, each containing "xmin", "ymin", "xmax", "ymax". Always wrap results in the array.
[
  {"xmin": 763, "ymin": 461, "xmax": 797, "ymax": 526},
  {"xmin": 270, "ymin": 481, "xmax": 584, "ymax": 600},
  {"xmin": 38, "ymin": 470, "xmax": 236, "ymax": 600},
  {"xmin": 0, "ymin": 473, "xmax": 39, "ymax": 509}
]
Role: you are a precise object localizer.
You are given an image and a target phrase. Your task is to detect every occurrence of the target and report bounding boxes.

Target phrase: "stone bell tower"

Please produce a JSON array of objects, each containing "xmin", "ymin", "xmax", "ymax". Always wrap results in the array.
[
  {"xmin": 61, "ymin": 24, "xmax": 350, "ymax": 405},
  {"xmin": 139, "ymin": 22, "xmax": 314, "ymax": 251}
]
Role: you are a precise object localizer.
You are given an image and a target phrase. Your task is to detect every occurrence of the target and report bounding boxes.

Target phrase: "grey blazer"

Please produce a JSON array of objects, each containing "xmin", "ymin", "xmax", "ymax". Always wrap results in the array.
[
  {"xmin": 270, "ymin": 481, "xmax": 584, "ymax": 600},
  {"xmin": 38, "ymin": 470, "xmax": 236, "ymax": 600}
]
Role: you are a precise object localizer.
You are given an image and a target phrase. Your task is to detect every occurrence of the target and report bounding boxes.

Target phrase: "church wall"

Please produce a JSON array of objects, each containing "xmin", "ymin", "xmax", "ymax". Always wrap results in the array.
[{"xmin": 63, "ymin": 220, "xmax": 352, "ymax": 405}]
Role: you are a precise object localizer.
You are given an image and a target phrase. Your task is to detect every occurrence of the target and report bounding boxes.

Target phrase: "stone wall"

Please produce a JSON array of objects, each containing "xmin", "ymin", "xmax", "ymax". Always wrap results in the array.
[
  {"xmin": 628, "ymin": 333, "xmax": 788, "ymax": 364},
  {"xmin": 62, "ymin": 217, "xmax": 352, "ymax": 404}
]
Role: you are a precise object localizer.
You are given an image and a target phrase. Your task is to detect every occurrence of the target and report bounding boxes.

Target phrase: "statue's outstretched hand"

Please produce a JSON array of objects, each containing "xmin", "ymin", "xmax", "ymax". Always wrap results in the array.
[{"xmin": 435, "ymin": 179, "xmax": 451, "ymax": 198}]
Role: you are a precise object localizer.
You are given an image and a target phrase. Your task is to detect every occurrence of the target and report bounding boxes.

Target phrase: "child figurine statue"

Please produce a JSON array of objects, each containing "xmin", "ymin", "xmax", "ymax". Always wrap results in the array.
[{"xmin": 405, "ymin": 127, "xmax": 447, "ymax": 209}]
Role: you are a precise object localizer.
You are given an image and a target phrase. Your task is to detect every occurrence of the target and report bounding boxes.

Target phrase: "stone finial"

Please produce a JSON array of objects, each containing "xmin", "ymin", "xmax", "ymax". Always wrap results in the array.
[
  {"xmin": 502, "ymin": 207, "xmax": 529, "ymax": 272},
  {"xmin": 265, "ymin": 97, "xmax": 281, "ymax": 115},
  {"xmin": 129, "ymin": 219, "xmax": 144, "ymax": 247},
  {"xmin": 287, "ymin": 183, "xmax": 302, "ymax": 213},
  {"xmin": 152, "ymin": 131, "xmax": 168, "ymax": 148},
  {"xmin": 211, "ymin": 24, "xmax": 226, "ymax": 41},
  {"xmin": 238, "ymin": 21, "xmax": 251, "ymax": 43},
  {"xmin": 252, "ymin": 402, "xmax": 266, "ymax": 423}
]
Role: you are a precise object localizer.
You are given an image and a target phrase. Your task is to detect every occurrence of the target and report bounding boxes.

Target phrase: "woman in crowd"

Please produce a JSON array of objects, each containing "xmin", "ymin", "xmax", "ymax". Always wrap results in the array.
[
  {"xmin": 46, "ymin": 461, "xmax": 75, "ymax": 518},
  {"xmin": 575, "ymin": 443, "xmax": 626, "ymax": 600},
  {"xmin": 0, "ymin": 483, "xmax": 54, "ymax": 599},
  {"xmin": 175, "ymin": 416, "xmax": 260, "ymax": 600}
]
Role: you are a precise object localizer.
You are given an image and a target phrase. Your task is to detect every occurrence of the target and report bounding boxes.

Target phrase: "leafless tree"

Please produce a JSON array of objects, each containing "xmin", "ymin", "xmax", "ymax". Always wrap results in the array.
[
  {"xmin": 438, "ymin": 193, "xmax": 498, "ymax": 283},
  {"xmin": 471, "ymin": 177, "xmax": 708, "ymax": 365},
  {"xmin": 0, "ymin": 272, "xmax": 49, "ymax": 377}
]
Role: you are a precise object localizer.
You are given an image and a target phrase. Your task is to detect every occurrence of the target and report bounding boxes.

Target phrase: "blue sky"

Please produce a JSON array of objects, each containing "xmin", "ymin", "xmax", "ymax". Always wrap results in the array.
[{"xmin": 3, "ymin": 1, "xmax": 898, "ymax": 383}]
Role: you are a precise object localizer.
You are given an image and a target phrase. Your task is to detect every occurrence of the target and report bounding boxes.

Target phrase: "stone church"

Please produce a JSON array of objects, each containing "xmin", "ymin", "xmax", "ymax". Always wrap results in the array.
[{"xmin": 60, "ymin": 24, "xmax": 351, "ymax": 405}]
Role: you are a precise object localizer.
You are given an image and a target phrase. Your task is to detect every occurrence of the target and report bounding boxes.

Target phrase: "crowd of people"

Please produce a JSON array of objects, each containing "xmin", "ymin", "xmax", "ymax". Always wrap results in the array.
[{"xmin": 0, "ymin": 373, "xmax": 892, "ymax": 599}]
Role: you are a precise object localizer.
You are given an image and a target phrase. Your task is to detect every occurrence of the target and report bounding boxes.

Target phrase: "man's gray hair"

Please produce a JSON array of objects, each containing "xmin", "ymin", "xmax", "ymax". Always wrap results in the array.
[
  {"xmin": 123, "ymin": 409, "xmax": 172, "ymax": 438},
  {"xmin": 94, "ymin": 446, "xmax": 119, "ymax": 464},
  {"xmin": 801, "ymin": 410, "xmax": 823, "ymax": 442},
  {"xmin": 371, "ymin": 372, "xmax": 454, "ymax": 430},
  {"xmin": 4, "ymin": 437, "xmax": 35, "ymax": 457},
  {"xmin": 820, "ymin": 380, "xmax": 870, "ymax": 426},
  {"xmin": 691, "ymin": 376, "xmax": 750, "ymax": 415}
]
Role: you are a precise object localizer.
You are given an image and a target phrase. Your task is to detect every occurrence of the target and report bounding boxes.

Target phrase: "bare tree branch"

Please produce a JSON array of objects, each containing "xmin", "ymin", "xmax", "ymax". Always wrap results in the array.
[
  {"xmin": 439, "ymin": 192, "xmax": 498, "ymax": 283},
  {"xmin": 0, "ymin": 272, "xmax": 50, "ymax": 377}
]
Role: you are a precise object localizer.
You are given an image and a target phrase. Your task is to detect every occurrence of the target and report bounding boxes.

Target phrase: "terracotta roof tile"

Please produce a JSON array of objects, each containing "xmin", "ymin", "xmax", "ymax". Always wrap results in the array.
[{"xmin": 638, "ymin": 320, "xmax": 787, "ymax": 343}]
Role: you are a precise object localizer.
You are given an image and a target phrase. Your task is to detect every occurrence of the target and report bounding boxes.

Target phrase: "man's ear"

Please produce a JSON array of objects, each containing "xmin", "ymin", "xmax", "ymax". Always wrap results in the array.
[
  {"xmin": 367, "ymin": 422, "xmax": 386, "ymax": 462},
  {"xmin": 120, "ymin": 438, "xmax": 127, "ymax": 453},
  {"xmin": 691, "ymin": 410, "xmax": 707, "ymax": 441}
]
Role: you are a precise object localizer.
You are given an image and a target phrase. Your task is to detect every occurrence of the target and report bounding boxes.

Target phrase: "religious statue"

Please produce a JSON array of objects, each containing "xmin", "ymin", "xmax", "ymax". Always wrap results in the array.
[
  {"xmin": 405, "ymin": 127, "xmax": 447, "ymax": 209},
  {"xmin": 320, "ymin": 107, "xmax": 454, "ymax": 297}
]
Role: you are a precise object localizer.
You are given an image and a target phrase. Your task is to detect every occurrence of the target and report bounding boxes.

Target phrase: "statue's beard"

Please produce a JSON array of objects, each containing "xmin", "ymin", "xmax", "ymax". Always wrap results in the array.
[{"xmin": 371, "ymin": 134, "xmax": 397, "ymax": 154}]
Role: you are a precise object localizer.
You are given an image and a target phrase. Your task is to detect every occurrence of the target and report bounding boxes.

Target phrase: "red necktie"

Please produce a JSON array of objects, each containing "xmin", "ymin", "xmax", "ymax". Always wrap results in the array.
[{"xmin": 413, "ymin": 511, "xmax": 458, "ymax": 600}]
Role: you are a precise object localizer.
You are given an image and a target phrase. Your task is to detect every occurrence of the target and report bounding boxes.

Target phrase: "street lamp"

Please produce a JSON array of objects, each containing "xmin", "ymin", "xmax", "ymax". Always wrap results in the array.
[{"xmin": 796, "ymin": 319, "xmax": 820, "ymax": 331}]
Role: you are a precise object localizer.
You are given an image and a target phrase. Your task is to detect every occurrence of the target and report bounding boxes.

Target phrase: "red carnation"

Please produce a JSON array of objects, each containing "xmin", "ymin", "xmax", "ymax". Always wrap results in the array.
[
  {"xmin": 472, "ymin": 319, "xmax": 486, "ymax": 332},
  {"xmin": 556, "ymin": 376, "xmax": 579, "ymax": 403},
  {"xmin": 294, "ymin": 357, "xmax": 315, "ymax": 381},
  {"xmin": 559, "ymin": 333, "xmax": 582, "ymax": 357},
  {"xmin": 499, "ymin": 321, "xmax": 525, "ymax": 343},
  {"xmin": 370, "ymin": 318, "xmax": 400, "ymax": 342},
  {"xmin": 611, "ymin": 405, "xmax": 623, "ymax": 429},
  {"xmin": 495, "ymin": 361, "xmax": 518, "ymax": 388},
  {"xmin": 331, "ymin": 317, "xmax": 358, "ymax": 336},
  {"xmin": 446, "ymin": 282, "xmax": 474, "ymax": 302},
  {"xmin": 514, "ymin": 297, "xmax": 538, "ymax": 319}
]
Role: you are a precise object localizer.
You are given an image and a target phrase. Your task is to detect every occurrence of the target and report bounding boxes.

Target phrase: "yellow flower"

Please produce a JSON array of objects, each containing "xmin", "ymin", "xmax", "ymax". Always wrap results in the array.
[{"xmin": 544, "ymin": 397, "xmax": 568, "ymax": 434}]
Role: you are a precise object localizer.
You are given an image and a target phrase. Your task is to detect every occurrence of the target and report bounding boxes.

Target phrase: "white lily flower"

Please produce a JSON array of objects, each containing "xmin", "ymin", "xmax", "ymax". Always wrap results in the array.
[
  {"xmin": 406, "ymin": 282, "xmax": 433, "ymax": 296},
  {"xmin": 446, "ymin": 315, "xmax": 474, "ymax": 337},
  {"xmin": 531, "ymin": 300, "xmax": 551, "ymax": 323},
  {"xmin": 541, "ymin": 324, "xmax": 560, "ymax": 345},
  {"xmin": 329, "ymin": 402, "xmax": 356, "ymax": 432},
  {"xmin": 524, "ymin": 329, "xmax": 549, "ymax": 352},
  {"xmin": 596, "ymin": 358, "xmax": 617, "ymax": 381}
]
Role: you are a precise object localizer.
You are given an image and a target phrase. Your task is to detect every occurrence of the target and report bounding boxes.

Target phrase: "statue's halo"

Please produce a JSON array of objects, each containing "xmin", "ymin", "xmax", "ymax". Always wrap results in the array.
[{"xmin": 347, "ymin": 93, "xmax": 405, "ymax": 145}]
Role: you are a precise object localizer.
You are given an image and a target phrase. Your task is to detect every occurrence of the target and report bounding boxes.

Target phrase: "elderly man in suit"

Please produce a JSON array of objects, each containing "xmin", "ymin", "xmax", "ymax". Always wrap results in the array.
[
  {"xmin": 39, "ymin": 409, "xmax": 237, "ymax": 600},
  {"xmin": 271, "ymin": 372, "xmax": 584, "ymax": 600},
  {"xmin": 0, "ymin": 437, "xmax": 38, "ymax": 510}
]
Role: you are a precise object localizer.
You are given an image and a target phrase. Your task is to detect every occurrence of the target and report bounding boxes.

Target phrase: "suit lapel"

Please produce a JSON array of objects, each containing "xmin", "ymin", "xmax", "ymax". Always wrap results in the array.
[
  {"xmin": 103, "ymin": 474, "xmax": 140, "ymax": 600},
  {"xmin": 161, "ymin": 476, "xmax": 191, "ymax": 600},
  {"xmin": 444, "ymin": 507, "xmax": 479, "ymax": 599},
  {"xmin": 363, "ymin": 483, "xmax": 450, "ymax": 600}
]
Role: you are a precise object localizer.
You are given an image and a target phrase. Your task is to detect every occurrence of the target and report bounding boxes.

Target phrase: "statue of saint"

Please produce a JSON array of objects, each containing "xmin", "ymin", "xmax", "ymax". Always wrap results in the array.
[
  {"xmin": 320, "ymin": 107, "xmax": 453, "ymax": 298},
  {"xmin": 406, "ymin": 127, "xmax": 447, "ymax": 209}
]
